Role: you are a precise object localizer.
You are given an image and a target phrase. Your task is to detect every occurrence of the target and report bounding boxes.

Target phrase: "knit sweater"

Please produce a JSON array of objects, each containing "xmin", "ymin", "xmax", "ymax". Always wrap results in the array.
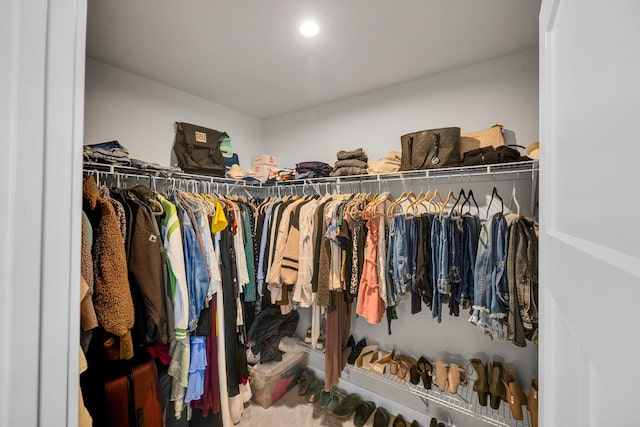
[{"xmin": 82, "ymin": 176, "xmax": 135, "ymax": 359}]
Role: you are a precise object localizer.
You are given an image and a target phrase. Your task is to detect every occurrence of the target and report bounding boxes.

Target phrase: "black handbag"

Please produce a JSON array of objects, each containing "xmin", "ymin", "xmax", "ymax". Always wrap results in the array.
[
  {"xmin": 400, "ymin": 127, "xmax": 461, "ymax": 171},
  {"xmin": 461, "ymin": 145, "xmax": 525, "ymax": 166},
  {"xmin": 172, "ymin": 122, "xmax": 228, "ymax": 176}
]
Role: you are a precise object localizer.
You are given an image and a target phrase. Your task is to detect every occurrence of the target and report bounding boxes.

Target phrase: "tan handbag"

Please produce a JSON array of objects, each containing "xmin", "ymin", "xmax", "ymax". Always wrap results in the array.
[{"xmin": 459, "ymin": 124, "xmax": 505, "ymax": 157}]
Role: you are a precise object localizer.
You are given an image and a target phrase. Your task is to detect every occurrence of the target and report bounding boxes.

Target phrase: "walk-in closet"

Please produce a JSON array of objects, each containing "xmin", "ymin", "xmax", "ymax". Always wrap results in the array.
[{"xmin": 2, "ymin": 1, "xmax": 639, "ymax": 427}]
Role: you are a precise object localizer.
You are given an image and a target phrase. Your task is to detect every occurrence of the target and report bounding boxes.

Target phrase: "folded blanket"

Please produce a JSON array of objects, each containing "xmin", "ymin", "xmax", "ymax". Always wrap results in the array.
[
  {"xmin": 330, "ymin": 166, "xmax": 369, "ymax": 177},
  {"xmin": 368, "ymin": 159, "xmax": 401, "ymax": 174},
  {"xmin": 384, "ymin": 151, "xmax": 402, "ymax": 162},
  {"xmin": 334, "ymin": 159, "xmax": 368, "ymax": 169},
  {"xmin": 337, "ymin": 148, "xmax": 368, "ymax": 162}
]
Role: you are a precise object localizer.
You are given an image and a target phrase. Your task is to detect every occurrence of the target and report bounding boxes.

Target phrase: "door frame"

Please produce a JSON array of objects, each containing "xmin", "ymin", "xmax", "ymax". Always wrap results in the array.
[
  {"xmin": 539, "ymin": 0, "xmax": 560, "ymax": 425},
  {"xmin": 0, "ymin": 0, "xmax": 86, "ymax": 425}
]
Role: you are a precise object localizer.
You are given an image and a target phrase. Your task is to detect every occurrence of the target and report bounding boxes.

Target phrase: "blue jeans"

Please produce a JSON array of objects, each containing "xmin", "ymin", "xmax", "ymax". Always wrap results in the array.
[
  {"xmin": 405, "ymin": 216, "xmax": 418, "ymax": 292},
  {"xmin": 460, "ymin": 215, "xmax": 480, "ymax": 309},
  {"xmin": 177, "ymin": 204, "xmax": 210, "ymax": 332},
  {"xmin": 469, "ymin": 213, "xmax": 509, "ymax": 339},
  {"xmin": 447, "ymin": 216, "xmax": 463, "ymax": 316},
  {"xmin": 431, "ymin": 216, "xmax": 449, "ymax": 322},
  {"xmin": 489, "ymin": 213, "xmax": 509, "ymax": 316}
]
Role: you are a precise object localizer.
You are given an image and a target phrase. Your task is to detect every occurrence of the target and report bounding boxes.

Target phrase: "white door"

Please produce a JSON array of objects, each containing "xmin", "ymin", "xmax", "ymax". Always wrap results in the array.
[{"xmin": 540, "ymin": 0, "xmax": 640, "ymax": 425}]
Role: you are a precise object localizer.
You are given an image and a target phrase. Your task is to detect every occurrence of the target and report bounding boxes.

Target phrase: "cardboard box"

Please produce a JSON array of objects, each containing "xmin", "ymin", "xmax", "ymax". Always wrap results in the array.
[
  {"xmin": 252, "ymin": 154, "xmax": 278, "ymax": 167},
  {"xmin": 249, "ymin": 351, "xmax": 305, "ymax": 409},
  {"xmin": 252, "ymin": 164, "xmax": 278, "ymax": 182}
]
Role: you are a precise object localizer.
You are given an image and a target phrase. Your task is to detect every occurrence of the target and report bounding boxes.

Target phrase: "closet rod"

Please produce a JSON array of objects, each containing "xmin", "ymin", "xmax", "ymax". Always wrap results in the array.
[{"xmin": 83, "ymin": 160, "xmax": 538, "ymax": 193}]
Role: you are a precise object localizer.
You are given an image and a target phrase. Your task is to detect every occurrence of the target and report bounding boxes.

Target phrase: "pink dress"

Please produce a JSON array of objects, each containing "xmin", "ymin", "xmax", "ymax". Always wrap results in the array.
[{"xmin": 355, "ymin": 207, "xmax": 385, "ymax": 324}]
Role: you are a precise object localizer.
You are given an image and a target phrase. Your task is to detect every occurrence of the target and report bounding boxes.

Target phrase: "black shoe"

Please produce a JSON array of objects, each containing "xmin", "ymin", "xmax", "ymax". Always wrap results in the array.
[
  {"xmin": 347, "ymin": 338, "xmax": 367, "ymax": 364},
  {"xmin": 374, "ymin": 407, "xmax": 390, "ymax": 427},
  {"xmin": 353, "ymin": 400, "xmax": 376, "ymax": 427}
]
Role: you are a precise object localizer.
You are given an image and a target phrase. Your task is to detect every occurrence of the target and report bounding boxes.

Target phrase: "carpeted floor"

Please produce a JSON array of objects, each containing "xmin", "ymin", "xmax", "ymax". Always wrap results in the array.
[{"xmin": 237, "ymin": 384, "xmax": 371, "ymax": 427}]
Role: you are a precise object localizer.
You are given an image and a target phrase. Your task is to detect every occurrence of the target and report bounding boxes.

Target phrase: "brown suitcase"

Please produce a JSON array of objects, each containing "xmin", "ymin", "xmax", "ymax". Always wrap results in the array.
[{"xmin": 103, "ymin": 358, "xmax": 163, "ymax": 427}]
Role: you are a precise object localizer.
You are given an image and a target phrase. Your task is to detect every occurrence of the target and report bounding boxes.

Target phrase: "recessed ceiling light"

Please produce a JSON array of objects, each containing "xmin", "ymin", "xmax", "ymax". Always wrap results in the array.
[{"xmin": 299, "ymin": 20, "xmax": 320, "ymax": 37}]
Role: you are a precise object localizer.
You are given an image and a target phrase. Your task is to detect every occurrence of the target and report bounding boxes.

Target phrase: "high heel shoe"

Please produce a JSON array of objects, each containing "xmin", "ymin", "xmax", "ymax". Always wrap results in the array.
[
  {"xmin": 503, "ymin": 368, "xmax": 527, "ymax": 420},
  {"xmin": 447, "ymin": 363, "xmax": 467, "ymax": 394},
  {"xmin": 527, "ymin": 378, "xmax": 538, "ymax": 427},
  {"xmin": 372, "ymin": 349, "xmax": 395, "ymax": 375},
  {"xmin": 434, "ymin": 360, "xmax": 449, "ymax": 392},
  {"xmin": 396, "ymin": 356, "xmax": 417, "ymax": 381},
  {"xmin": 362, "ymin": 350, "xmax": 380, "ymax": 371},
  {"xmin": 409, "ymin": 356, "xmax": 430, "ymax": 388},
  {"xmin": 355, "ymin": 345, "xmax": 378, "ymax": 369},
  {"xmin": 470, "ymin": 358, "xmax": 490, "ymax": 406},
  {"xmin": 489, "ymin": 361, "xmax": 506, "ymax": 410}
]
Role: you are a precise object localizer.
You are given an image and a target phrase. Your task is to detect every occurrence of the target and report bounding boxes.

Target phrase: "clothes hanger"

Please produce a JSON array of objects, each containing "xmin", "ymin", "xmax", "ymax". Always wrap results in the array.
[
  {"xmin": 486, "ymin": 186, "xmax": 504, "ymax": 219},
  {"xmin": 461, "ymin": 189, "xmax": 479, "ymax": 216},
  {"xmin": 448, "ymin": 188, "xmax": 467, "ymax": 216},
  {"xmin": 428, "ymin": 188, "xmax": 445, "ymax": 214},
  {"xmin": 508, "ymin": 174, "xmax": 521, "ymax": 216},
  {"xmin": 440, "ymin": 190, "xmax": 459, "ymax": 217}
]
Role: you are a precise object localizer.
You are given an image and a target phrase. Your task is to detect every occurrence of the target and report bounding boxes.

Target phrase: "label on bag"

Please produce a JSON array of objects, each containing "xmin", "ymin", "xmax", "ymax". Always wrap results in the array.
[{"xmin": 195, "ymin": 131, "xmax": 207, "ymax": 143}]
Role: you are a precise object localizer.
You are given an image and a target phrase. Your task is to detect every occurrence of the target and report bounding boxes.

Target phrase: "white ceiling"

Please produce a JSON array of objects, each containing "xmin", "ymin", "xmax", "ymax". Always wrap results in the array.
[{"xmin": 86, "ymin": 0, "xmax": 540, "ymax": 119}]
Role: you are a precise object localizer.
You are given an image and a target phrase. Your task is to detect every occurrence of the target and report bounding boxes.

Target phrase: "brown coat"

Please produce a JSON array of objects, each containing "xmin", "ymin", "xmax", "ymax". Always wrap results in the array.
[{"xmin": 83, "ymin": 176, "xmax": 134, "ymax": 359}]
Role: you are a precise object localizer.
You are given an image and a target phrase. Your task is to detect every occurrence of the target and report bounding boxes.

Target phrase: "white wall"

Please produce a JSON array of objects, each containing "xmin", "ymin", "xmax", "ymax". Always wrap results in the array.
[
  {"xmin": 265, "ymin": 49, "xmax": 539, "ymax": 168},
  {"xmin": 84, "ymin": 58, "xmax": 264, "ymax": 169}
]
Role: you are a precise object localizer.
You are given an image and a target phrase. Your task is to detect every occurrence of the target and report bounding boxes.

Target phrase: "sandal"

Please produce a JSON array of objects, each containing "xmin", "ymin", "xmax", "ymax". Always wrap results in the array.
[
  {"xmin": 434, "ymin": 360, "xmax": 449, "ymax": 392},
  {"xmin": 307, "ymin": 379, "xmax": 325, "ymax": 403},
  {"xmin": 398, "ymin": 357, "xmax": 417, "ymax": 381},
  {"xmin": 353, "ymin": 401, "xmax": 376, "ymax": 427},
  {"xmin": 355, "ymin": 345, "xmax": 378, "ymax": 369},
  {"xmin": 447, "ymin": 363, "xmax": 467, "ymax": 394},
  {"xmin": 392, "ymin": 414, "xmax": 407, "ymax": 427},
  {"xmin": 363, "ymin": 350, "xmax": 380, "ymax": 371},
  {"xmin": 372, "ymin": 349, "xmax": 395, "ymax": 375},
  {"xmin": 317, "ymin": 386, "xmax": 335, "ymax": 409},
  {"xmin": 316, "ymin": 332, "xmax": 326, "ymax": 350},
  {"xmin": 373, "ymin": 407, "xmax": 391, "ymax": 427},
  {"xmin": 417, "ymin": 356, "xmax": 433, "ymax": 389},
  {"xmin": 325, "ymin": 388, "xmax": 348, "ymax": 413},
  {"xmin": 297, "ymin": 368, "xmax": 315, "ymax": 395},
  {"xmin": 331, "ymin": 393, "xmax": 362, "ymax": 419}
]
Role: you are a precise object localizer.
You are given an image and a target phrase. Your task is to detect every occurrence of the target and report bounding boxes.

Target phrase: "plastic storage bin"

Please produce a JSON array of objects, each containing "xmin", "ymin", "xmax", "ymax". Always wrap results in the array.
[{"xmin": 249, "ymin": 351, "xmax": 306, "ymax": 409}]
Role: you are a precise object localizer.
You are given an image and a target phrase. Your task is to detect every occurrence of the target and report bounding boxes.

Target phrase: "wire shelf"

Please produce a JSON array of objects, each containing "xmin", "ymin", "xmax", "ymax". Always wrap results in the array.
[
  {"xmin": 83, "ymin": 160, "xmax": 539, "ymax": 192},
  {"xmin": 296, "ymin": 343, "xmax": 531, "ymax": 427}
]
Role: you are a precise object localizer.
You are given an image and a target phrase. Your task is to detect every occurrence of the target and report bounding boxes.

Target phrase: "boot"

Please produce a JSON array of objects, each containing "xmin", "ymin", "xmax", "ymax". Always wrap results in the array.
[
  {"xmin": 489, "ymin": 361, "xmax": 505, "ymax": 410},
  {"xmin": 434, "ymin": 360, "xmax": 449, "ymax": 392},
  {"xmin": 503, "ymin": 368, "xmax": 527, "ymax": 420},
  {"xmin": 470, "ymin": 358, "xmax": 490, "ymax": 406},
  {"xmin": 527, "ymin": 379, "xmax": 538, "ymax": 427},
  {"xmin": 447, "ymin": 363, "xmax": 467, "ymax": 394}
]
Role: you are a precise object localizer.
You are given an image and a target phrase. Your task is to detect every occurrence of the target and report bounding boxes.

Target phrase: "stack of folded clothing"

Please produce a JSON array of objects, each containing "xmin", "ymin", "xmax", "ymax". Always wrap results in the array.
[
  {"xmin": 265, "ymin": 168, "xmax": 296, "ymax": 183},
  {"xmin": 295, "ymin": 161, "xmax": 334, "ymax": 179},
  {"xmin": 130, "ymin": 158, "xmax": 181, "ymax": 176},
  {"xmin": 368, "ymin": 150, "xmax": 401, "ymax": 174},
  {"xmin": 330, "ymin": 148, "xmax": 369, "ymax": 177},
  {"xmin": 83, "ymin": 140, "xmax": 131, "ymax": 165}
]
